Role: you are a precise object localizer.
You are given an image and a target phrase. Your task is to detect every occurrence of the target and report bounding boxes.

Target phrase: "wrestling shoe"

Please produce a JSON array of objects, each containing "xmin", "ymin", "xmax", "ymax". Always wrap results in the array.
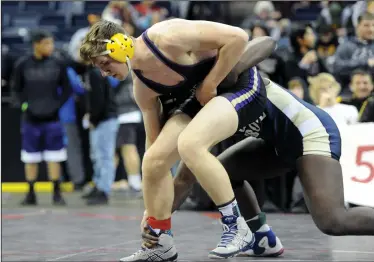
[
  {"xmin": 119, "ymin": 227, "xmax": 178, "ymax": 262},
  {"xmin": 208, "ymin": 216, "xmax": 255, "ymax": 259},
  {"xmin": 238, "ymin": 224, "xmax": 284, "ymax": 257}
]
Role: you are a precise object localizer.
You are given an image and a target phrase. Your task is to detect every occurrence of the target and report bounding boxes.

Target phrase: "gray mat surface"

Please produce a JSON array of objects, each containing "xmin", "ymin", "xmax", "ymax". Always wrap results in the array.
[{"xmin": 2, "ymin": 192, "xmax": 374, "ymax": 261}]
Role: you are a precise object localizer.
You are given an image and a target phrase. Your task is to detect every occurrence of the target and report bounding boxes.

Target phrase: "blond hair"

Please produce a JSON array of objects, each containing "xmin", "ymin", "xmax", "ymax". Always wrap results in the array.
[
  {"xmin": 288, "ymin": 78, "xmax": 303, "ymax": 90},
  {"xmin": 308, "ymin": 73, "xmax": 341, "ymax": 105},
  {"xmin": 79, "ymin": 20, "xmax": 126, "ymax": 63}
]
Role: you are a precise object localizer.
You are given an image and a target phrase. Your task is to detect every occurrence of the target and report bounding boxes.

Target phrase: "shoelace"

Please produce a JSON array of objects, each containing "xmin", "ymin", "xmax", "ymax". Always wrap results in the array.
[{"xmin": 218, "ymin": 222, "xmax": 239, "ymax": 247}]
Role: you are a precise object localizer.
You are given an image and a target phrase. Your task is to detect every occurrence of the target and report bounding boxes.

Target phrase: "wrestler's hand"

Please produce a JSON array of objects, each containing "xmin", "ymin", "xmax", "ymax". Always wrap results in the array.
[
  {"xmin": 140, "ymin": 210, "xmax": 160, "ymax": 248},
  {"xmin": 140, "ymin": 210, "xmax": 148, "ymax": 232},
  {"xmin": 196, "ymin": 86, "xmax": 217, "ymax": 106},
  {"xmin": 142, "ymin": 227, "xmax": 160, "ymax": 248}
]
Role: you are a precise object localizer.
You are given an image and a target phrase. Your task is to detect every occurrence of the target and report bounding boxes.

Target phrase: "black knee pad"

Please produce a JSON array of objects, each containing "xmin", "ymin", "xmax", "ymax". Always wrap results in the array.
[{"xmin": 230, "ymin": 179, "xmax": 244, "ymax": 189}]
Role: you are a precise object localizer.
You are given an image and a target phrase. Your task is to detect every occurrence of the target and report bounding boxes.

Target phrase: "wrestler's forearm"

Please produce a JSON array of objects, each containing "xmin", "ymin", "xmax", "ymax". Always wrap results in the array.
[
  {"xmin": 202, "ymin": 34, "xmax": 248, "ymax": 89},
  {"xmin": 171, "ymin": 179, "xmax": 196, "ymax": 213},
  {"xmin": 171, "ymin": 165, "xmax": 197, "ymax": 213},
  {"xmin": 232, "ymin": 36, "xmax": 276, "ymax": 75}
]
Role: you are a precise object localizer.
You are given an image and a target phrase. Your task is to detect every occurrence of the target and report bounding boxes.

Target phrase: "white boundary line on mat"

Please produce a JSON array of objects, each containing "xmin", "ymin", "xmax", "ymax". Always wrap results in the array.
[
  {"xmin": 332, "ymin": 249, "xmax": 374, "ymax": 254},
  {"xmin": 47, "ymin": 218, "xmax": 216, "ymax": 261},
  {"xmin": 46, "ymin": 239, "xmax": 139, "ymax": 261}
]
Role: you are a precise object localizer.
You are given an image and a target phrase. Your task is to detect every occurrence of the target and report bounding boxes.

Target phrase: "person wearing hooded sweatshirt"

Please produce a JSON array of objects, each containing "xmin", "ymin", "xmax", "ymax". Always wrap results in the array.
[{"xmin": 333, "ymin": 12, "xmax": 374, "ymax": 87}]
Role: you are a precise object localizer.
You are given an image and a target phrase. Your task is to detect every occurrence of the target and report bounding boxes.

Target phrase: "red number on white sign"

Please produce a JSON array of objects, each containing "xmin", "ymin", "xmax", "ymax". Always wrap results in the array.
[{"xmin": 351, "ymin": 146, "xmax": 374, "ymax": 184}]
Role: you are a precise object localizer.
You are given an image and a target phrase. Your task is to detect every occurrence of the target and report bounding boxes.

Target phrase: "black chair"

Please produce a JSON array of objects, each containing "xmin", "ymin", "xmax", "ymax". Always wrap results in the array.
[
  {"xmin": 11, "ymin": 14, "xmax": 41, "ymax": 28},
  {"xmin": 2, "ymin": 36, "xmax": 25, "ymax": 46},
  {"xmin": 24, "ymin": 1, "xmax": 52, "ymax": 12},
  {"xmin": 84, "ymin": 1, "xmax": 108, "ymax": 13},
  {"xmin": 40, "ymin": 15, "xmax": 66, "ymax": 28},
  {"xmin": 60, "ymin": 27, "xmax": 83, "ymax": 41},
  {"xmin": 2, "ymin": 1, "xmax": 20, "ymax": 14},
  {"xmin": 72, "ymin": 14, "xmax": 89, "ymax": 28}
]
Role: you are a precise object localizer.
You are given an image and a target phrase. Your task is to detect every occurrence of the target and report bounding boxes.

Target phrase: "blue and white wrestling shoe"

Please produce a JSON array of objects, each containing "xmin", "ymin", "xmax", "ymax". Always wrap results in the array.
[
  {"xmin": 208, "ymin": 216, "xmax": 255, "ymax": 259},
  {"xmin": 238, "ymin": 224, "xmax": 284, "ymax": 257}
]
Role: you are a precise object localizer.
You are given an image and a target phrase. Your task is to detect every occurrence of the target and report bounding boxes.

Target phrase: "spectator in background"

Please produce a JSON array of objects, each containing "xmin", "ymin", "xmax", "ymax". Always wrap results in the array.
[
  {"xmin": 333, "ymin": 12, "xmax": 374, "ymax": 87},
  {"xmin": 241, "ymin": 1, "xmax": 281, "ymax": 40},
  {"xmin": 102, "ymin": 0, "xmax": 167, "ymax": 36},
  {"xmin": 359, "ymin": 94, "xmax": 374, "ymax": 122},
  {"xmin": 315, "ymin": 1, "xmax": 349, "ymax": 38},
  {"xmin": 102, "ymin": 1, "xmax": 135, "ymax": 27},
  {"xmin": 112, "ymin": 74, "xmax": 143, "ymax": 194},
  {"xmin": 249, "ymin": 22, "xmax": 287, "ymax": 86},
  {"xmin": 10, "ymin": 30, "xmax": 71, "ymax": 206},
  {"xmin": 288, "ymin": 77, "xmax": 307, "ymax": 100},
  {"xmin": 315, "ymin": 24, "xmax": 339, "ymax": 59},
  {"xmin": 132, "ymin": 0, "xmax": 168, "ymax": 32},
  {"xmin": 309, "ymin": 73, "xmax": 358, "ymax": 127},
  {"xmin": 81, "ymin": 66, "xmax": 119, "ymax": 205},
  {"xmin": 285, "ymin": 25, "xmax": 327, "ymax": 103},
  {"xmin": 349, "ymin": 1, "xmax": 374, "ymax": 28},
  {"xmin": 2, "ymin": 44, "xmax": 16, "ymax": 96},
  {"xmin": 276, "ymin": 18, "xmax": 292, "ymax": 49},
  {"xmin": 339, "ymin": 69, "xmax": 374, "ymax": 113},
  {"xmin": 68, "ymin": 14, "xmax": 100, "ymax": 63}
]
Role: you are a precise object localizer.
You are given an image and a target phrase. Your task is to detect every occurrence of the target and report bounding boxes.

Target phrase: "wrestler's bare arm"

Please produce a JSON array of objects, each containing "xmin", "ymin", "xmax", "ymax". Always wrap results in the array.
[
  {"xmin": 233, "ymin": 36, "xmax": 276, "ymax": 76},
  {"xmin": 171, "ymin": 165, "xmax": 197, "ymax": 213},
  {"xmin": 164, "ymin": 19, "xmax": 248, "ymax": 90},
  {"xmin": 132, "ymin": 76, "xmax": 162, "ymax": 150},
  {"xmin": 221, "ymin": 36, "xmax": 276, "ymax": 87}
]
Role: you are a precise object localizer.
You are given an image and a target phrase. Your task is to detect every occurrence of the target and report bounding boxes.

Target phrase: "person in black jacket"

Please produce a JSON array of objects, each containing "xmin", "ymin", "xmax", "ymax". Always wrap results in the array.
[
  {"xmin": 249, "ymin": 22, "xmax": 287, "ymax": 86},
  {"xmin": 10, "ymin": 30, "xmax": 72, "ymax": 206},
  {"xmin": 359, "ymin": 94, "xmax": 374, "ymax": 122},
  {"xmin": 284, "ymin": 24, "xmax": 328, "ymax": 103},
  {"xmin": 82, "ymin": 66, "xmax": 119, "ymax": 205},
  {"xmin": 339, "ymin": 69, "xmax": 374, "ymax": 112}
]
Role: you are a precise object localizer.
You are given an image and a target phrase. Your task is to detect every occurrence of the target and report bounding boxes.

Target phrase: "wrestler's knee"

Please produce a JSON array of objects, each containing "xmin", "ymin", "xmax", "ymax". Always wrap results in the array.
[
  {"xmin": 312, "ymin": 207, "xmax": 346, "ymax": 236},
  {"xmin": 177, "ymin": 133, "xmax": 201, "ymax": 165},
  {"xmin": 142, "ymin": 149, "xmax": 169, "ymax": 180}
]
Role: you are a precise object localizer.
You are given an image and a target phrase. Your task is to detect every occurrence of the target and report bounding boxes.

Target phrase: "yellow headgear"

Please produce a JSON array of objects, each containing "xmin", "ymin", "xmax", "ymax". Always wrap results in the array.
[{"xmin": 96, "ymin": 33, "xmax": 135, "ymax": 63}]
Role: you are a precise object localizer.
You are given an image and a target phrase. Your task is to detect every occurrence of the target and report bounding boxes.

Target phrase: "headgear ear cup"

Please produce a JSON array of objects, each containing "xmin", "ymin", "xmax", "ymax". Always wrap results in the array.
[{"xmin": 106, "ymin": 33, "xmax": 135, "ymax": 63}]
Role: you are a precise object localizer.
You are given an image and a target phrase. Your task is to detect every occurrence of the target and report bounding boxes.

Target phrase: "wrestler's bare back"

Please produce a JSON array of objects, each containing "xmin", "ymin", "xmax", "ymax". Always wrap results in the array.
[{"xmin": 131, "ymin": 19, "xmax": 218, "ymax": 90}]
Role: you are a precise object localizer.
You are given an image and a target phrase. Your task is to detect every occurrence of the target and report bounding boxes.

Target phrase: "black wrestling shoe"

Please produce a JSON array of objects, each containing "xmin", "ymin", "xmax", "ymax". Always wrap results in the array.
[
  {"xmin": 86, "ymin": 190, "xmax": 108, "ymax": 205},
  {"xmin": 20, "ymin": 192, "xmax": 37, "ymax": 206}
]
